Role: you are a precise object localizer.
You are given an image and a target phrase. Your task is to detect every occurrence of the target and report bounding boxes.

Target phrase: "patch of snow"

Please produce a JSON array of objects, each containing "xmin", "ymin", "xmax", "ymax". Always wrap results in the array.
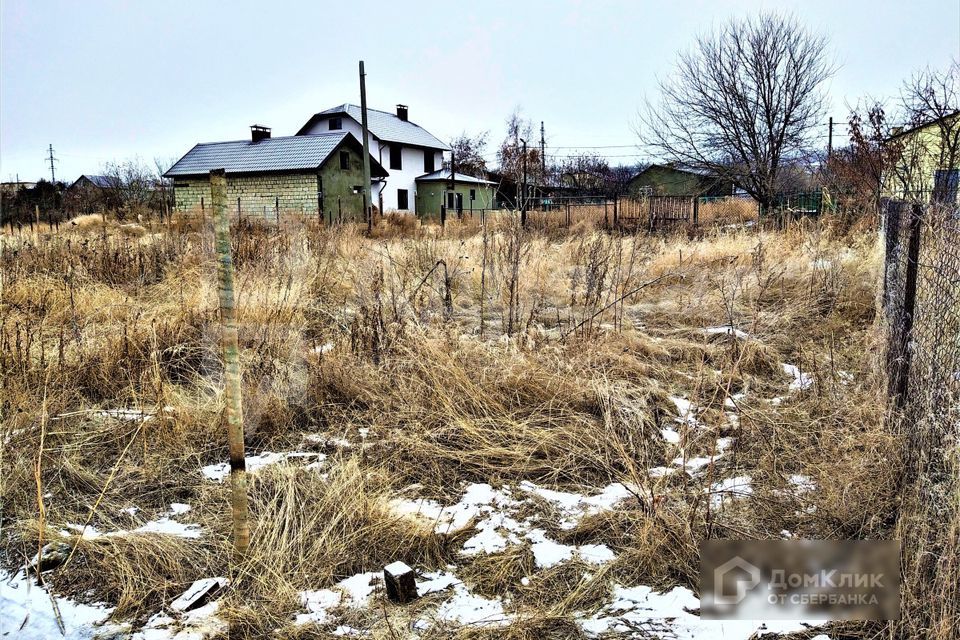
[
  {"xmin": 332, "ymin": 626, "xmax": 362, "ymax": 636},
  {"xmin": 709, "ymin": 476, "xmax": 753, "ymax": 508},
  {"xmin": 168, "ymin": 503, "xmax": 191, "ymax": 515},
  {"xmin": 462, "ymin": 526, "xmax": 511, "ymax": 555},
  {"xmin": 314, "ymin": 342, "xmax": 335, "ymax": 354},
  {"xmin": 579, "ymin": 583, "xmax": 824, "ymax": 639},
  {"xmin": 518, "ymin": 481, "xmax": 633, "ymax": 529},
  {"xmin": 660, "ymin": 427, "xmax": 681, "ymax": 444},
  {"xmin": 0, "ymin": 570, "xmax": 113, "ymax": 640},
  {"xmin": 525, "ymin": 529, "xmax": 575, "ymax": 568},
  {"xmin": 337, "ymin": 572, "xmax": 379, "ymax": 607},
  {"xmin": 724, "ymin": 393, "xmax": 746, "ymax": 409},
  {"xmin": 201, "ymin": 451, "xmax": 325, "ymax": 482},
  {"xmin": 704, "ymin": 325, "xmax": 750, "ymax": 340},
  {"xmin": 788, "ymin": 474, "xmax": 816, "ymax": 493},
  {"xmin": 672, "ymin": 455, "xmax": 715, "ymax": 473},
  {"xmin": 296, "ymin": 589, "xmax": 341, "ymax": 625},
  {"xmin": 669, "ymin": 396, "xmax": 700, "ymax": 428},
  {"xmin": 434, "ymin": 584, "xmax": 509, "ymax": 627},
  {"xmin": 648, "ymin": 466, "xmax": 674, "ymax": 478},
  {"xmin": 418, "ymin": 571, "xmax": 460, "ymax": 596},
  {"xmin": 782, "ymin": 363, "xmax": 813, "ymax": 391},
  {"xmin": 577, "ymin": 544, "xmax": 617, "ymax": 564},
  {"xmin": 133, "ymin": 517, "xmax": 202, "ymax": 539}
]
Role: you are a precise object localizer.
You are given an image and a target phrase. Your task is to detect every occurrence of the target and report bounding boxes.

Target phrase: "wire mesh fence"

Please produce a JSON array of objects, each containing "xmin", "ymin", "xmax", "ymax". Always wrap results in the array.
[{"xmin": 881, "ymin": 191, "xmax": 960, "ymax": 636}]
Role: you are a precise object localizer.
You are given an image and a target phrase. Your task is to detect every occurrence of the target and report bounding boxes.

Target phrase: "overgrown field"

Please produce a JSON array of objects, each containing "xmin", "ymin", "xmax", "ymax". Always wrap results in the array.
[{"xmin": 1, "ymin": 215, "xmax": 900, "ymax": 639}]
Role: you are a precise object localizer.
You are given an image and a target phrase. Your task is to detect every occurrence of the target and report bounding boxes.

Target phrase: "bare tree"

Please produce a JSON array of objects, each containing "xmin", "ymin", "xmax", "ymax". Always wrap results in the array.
[
  {"xmin": 445, "ymin": 131, "xmax": 489, "ymax": 177},
  {"xmin": 497, "ymin": 109, "xmax": 544, "ymax": 206},
  {"xmin": 102, "ymin": 159, "xmax": 157, "ymax": 220},
  {"xmin": 640, "ymin": 13, "xmax": 834, "ymax": 211}
]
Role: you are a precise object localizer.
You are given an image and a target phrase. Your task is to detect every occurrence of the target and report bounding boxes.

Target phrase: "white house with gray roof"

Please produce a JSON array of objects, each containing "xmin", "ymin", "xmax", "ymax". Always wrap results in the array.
[{"xmin": 295, "ymin": 104, "xmax": 450, "ymax": 213}]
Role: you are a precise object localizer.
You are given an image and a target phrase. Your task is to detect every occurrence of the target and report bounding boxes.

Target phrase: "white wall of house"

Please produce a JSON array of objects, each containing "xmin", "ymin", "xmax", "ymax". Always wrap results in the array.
[{"xmin": 301, "ymin": 115, "xmax": 444, "ymax": 212}]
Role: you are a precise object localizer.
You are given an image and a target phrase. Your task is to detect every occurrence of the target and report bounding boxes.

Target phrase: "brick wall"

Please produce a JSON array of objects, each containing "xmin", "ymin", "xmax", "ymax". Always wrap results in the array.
[{"xmin": 173, "ymin": 173, "xmax": 320, "ymax": 219}]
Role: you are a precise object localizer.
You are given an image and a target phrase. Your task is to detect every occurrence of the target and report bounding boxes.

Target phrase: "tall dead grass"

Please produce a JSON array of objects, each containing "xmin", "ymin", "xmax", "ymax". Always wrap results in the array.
[{"xmin": 0, "ymin": 214, "xmax": 907, "ymax": 638}]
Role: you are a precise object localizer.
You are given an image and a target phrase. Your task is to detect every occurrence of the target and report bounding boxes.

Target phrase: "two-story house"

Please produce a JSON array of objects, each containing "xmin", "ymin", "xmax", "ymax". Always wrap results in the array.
[{"xmin": 295, "ymin": 104, "xmax": 450, "ymax": 213}]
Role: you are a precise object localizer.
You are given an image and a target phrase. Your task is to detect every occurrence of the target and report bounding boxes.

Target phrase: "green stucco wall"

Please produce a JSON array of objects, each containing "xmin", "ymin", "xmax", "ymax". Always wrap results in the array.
[
  {"xmin": 629, "ymin": 166, "xmax": 704, "ymax": 197},
  {"xmin": 415, "ymin": 181, "xmax": 496, "ymax": 221},
  {"xmin": 171, "ymin": 144, "xmax": 368, "ymax": 222}
]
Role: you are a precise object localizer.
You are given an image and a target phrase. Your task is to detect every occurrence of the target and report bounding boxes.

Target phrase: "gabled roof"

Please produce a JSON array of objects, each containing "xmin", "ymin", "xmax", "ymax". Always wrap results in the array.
[
  {"xmin": 887, "ymin": 110, "xmax": 960, "ymax": 140},
  {"xmin": 416, "ymin": 170, "xmax": 495, "ymax": 184},
  {"xmin": 631, "ymin": 163, "xmax": 717, "ymax": 180},
  {"xmin": 163, "ymin": 132, "xmax": 388, "ymax": 178},
  {"xmin": 72, "ymin": 174, "xmax": 113, "ymax": 189},
  {"xmin": 296, "ymin": 104, "xmax": 450, "ymax": 151}
]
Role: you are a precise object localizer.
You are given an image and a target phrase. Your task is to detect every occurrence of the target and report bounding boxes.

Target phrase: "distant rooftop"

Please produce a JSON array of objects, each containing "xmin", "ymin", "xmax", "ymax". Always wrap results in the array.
[
  {"xmin": 73, "ymin": 174, "xmax": 113, "ymax": 188},
  {"xmin": 296, "ymin": 104, "xmax": 450, "ymax": 151}
]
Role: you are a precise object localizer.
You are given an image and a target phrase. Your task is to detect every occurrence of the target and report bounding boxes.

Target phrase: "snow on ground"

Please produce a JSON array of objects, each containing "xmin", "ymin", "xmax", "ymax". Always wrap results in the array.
[
  {"xmin": 61, "ymin": 503, "xmax": 203, "ymax": 540},
  {"xmin": 392, "ymin": 481, "xmax": 627, "ymax": 565},
  {"xmin": 201, "ymin": 451, "xmax": 326, "ymax": 482},
  {"xmin": 518, "ymin": 481, "xmax": 634, "ymax": 529},
  {"xmin": 709, "ymin": 476, "xmax": 753, "ymax": 508},
  {"xmin": 704, "ymin": 325, "xmax": 750, "ymax": 340},
  {"xmin": 0, "ymin": 570, "xmax": 113, "ymax": 640},
  {"xmin": 433, "ymin": 582, "xmax": 510, "ymax": 627},
  {"xmin": 131, "ymin": 599, "xmax": 227, "ymax": 640},
  {"xmin": 579, "ymin": 583, "xmax": 826, "ymax": 639},
  {"xmin": 782, "ymin": 363, "xmax": 813, "ymax": 391}
]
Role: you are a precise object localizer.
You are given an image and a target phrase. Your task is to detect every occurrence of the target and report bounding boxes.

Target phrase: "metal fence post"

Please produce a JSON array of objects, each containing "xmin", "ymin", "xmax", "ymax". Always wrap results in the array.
[{"xmin": 892, "ymin": 202, "xmax": 924, "ymax": 409}]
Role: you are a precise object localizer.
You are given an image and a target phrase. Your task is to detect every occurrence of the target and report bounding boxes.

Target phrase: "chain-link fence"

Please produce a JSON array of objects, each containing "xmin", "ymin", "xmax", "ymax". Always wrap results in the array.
[{"xmin": 882, "ymin": 192, "xmax": 960, "ymax": 638}]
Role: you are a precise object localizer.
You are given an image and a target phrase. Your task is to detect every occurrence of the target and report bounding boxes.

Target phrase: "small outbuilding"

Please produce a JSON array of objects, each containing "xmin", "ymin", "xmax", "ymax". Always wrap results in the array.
[
  {"xmin": 164, "ymin": 126, "xmax": 388, "ymax": 223},
  {"xmin": 414, "ymin": 171, "xmax": 496, "ymax": 220},
  {"xmin": 628, "ymin": 164, "xmax": 734, "ymax": 197}
]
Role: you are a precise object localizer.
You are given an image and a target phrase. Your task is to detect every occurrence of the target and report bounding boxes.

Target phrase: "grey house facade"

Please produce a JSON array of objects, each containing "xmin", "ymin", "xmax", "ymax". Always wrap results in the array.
[{"xmin": 164, "ymin": 127, "xmax": 388, "ymax": 222}]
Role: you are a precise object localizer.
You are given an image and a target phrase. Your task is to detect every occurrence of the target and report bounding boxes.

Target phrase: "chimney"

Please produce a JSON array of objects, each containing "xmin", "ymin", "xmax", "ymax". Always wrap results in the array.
[
  {"xmin": 250, "ymin": 124, "xmax": 271, "ymax": 143},
  {"xmin": 396, "ymin": 105, "xmax": 408, "ymax": 122}
]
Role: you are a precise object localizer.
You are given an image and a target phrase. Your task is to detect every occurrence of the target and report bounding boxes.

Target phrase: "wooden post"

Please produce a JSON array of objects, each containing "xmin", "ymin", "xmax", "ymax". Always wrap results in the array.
[
  {"xmin": 210, "ymin": 169, "xmax": 250, "ymax": 556},
  {"xmin": 693, "ymin": 197, "xmax": 699, "ymax": 227}
]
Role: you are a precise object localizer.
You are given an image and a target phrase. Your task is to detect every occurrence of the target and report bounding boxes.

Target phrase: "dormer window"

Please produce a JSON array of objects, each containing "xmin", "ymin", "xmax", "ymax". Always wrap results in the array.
[{"xmin": 329, "ymin": 117, "xmax": 342, "ymax": 131}]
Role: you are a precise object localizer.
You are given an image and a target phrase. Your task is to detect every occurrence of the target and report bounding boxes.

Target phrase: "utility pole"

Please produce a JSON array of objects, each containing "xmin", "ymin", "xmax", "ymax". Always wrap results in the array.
[
  {"xmin": 359, "ymin": 61, "xmax": 373, "ymax": 234},
  {"xmin": 827, "ymin": 117, "xmax": 834, "ymax": 160},
  {"xmin": 540, "ymin": 122, "xmax": 546, "ymax": 211},
  {"xmin": 520, "ymin": 138, "xmax": 527, "ymax": 228},
  {"xmin": 47, "ymin": 144, "xmax": 57, "ymax": 183},
  {"xmin": 449, "ymin": 149, "xmax": 455, "ymax": 221}
]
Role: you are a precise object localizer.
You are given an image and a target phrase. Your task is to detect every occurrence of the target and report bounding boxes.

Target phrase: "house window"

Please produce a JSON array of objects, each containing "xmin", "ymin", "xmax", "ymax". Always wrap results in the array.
[
  {"xmin": 339, "ymin": 150, "xmax": 350, "ymax": 170},
  {"xmin": 397, "ymin": 189, "xmax": 409, "ymax": 210},
  {"xmin": 469, "ymin": 188, "xmax": 476, "ymax": 201},
  {"xmin": 424, "ymin": 151, "xmax": 435, "ymax": 173},
  {"xmin": 447, "ymin": 192, "xmax": 455, "ymax": 209},
  {"xmin": 390, "ymin": 145, "xmax": 402, "ymax": 170},
  {"xmin": 329, "ymin": 117, "xmax": 342, "ymax": 131},
  {"xmin": 933, "ymin": 169, "xmax": 959, "ymax": 204}
]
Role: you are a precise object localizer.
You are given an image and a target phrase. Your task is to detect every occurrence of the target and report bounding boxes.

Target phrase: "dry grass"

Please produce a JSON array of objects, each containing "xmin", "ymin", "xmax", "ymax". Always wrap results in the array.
[{"xmin": 0, "ymin": 214, "xmax": 910, "ymax": 639}]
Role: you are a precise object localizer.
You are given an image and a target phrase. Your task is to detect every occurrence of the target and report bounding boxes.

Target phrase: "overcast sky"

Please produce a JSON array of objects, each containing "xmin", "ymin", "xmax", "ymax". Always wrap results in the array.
[{"xmin": 1, "ymin": 0, "xmax": 958, "ymax": 183}]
